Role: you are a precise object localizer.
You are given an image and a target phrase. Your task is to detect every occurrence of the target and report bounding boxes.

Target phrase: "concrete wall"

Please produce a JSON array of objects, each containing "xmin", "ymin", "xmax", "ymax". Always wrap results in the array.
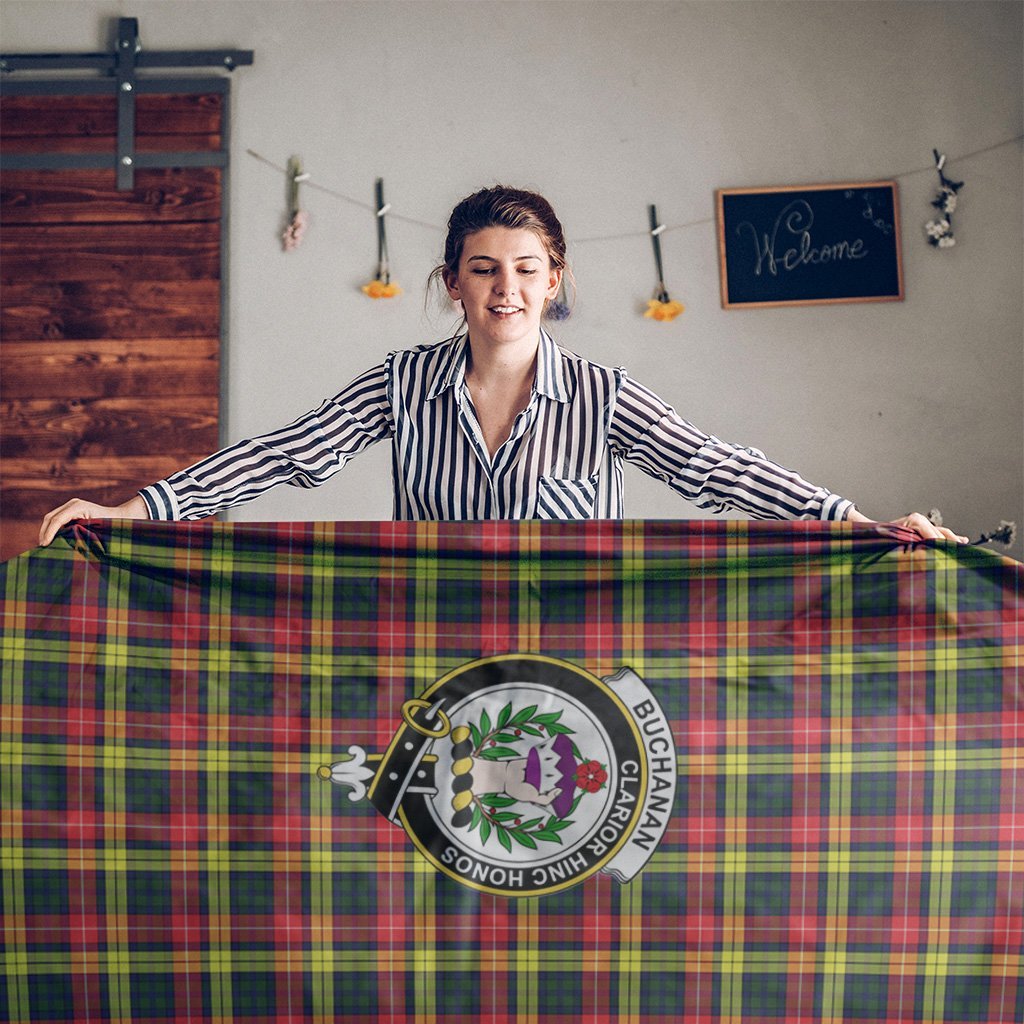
[{"xmin": 3, "ymin": 0, "xmax": 1021, "ymax": 555}]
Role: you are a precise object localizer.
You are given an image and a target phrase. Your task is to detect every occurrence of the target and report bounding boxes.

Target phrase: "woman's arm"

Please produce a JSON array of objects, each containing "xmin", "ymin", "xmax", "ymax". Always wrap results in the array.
[
  {"xmin": 609, "ymin": 376, "xmax": 968, "ymax": 541},
  {"xmin": 140, "ymin": 362, "xmax": 393, "ymax": 520},
  {"xmin": 37, "ymin": 361, "xmax": 393, "ymax": 545},
  {"xmin": 609, "ymin": 375, "xmax": 852, "ymax": 520}
]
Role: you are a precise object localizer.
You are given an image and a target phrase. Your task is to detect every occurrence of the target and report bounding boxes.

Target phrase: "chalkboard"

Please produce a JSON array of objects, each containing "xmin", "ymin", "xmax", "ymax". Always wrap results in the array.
[{"xmin": 716, "ymin": 181, "xmax": 904, "ymax": 309}]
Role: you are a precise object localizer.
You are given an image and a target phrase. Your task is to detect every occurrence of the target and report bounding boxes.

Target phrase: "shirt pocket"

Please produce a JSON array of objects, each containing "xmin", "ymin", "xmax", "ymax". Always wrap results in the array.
[{"xmin": 535, "ymin": 475, "xmax": 599, "ymax": 519}]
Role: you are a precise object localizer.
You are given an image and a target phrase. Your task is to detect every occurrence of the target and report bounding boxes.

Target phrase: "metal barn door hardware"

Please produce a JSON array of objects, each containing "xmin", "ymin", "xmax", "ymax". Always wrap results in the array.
[{"xmin": 1, "ymin": 17, "xmax": 254, "ymax": 189}]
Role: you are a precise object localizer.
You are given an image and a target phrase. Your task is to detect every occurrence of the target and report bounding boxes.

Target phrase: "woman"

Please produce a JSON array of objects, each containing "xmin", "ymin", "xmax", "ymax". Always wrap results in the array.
[{"xmin": 39, "ymin": 186, "xmax": 966, "ymax": 545}]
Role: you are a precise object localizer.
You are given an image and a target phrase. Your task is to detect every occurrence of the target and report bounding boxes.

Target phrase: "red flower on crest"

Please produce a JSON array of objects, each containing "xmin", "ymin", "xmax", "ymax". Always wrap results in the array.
[{"xmin": 575, "ymin": 760, "xmax": 608, "ymax": 793}]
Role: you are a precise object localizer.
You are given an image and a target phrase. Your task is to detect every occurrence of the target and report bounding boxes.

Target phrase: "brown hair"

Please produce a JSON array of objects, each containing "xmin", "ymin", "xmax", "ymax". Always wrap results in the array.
[{"xmin": 429, "ymin": 185, "xmax": 573, "ymax": 318}]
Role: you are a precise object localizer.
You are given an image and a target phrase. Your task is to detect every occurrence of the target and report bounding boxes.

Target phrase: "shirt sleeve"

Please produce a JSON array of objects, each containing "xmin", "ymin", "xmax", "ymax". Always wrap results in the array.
[
  {"xmin": 607, "ymin": 374, "xmax": 855, "ymax": 521},
  {"xmin": 139, "ymin": 361, "xmax": 394, "ymax": 520}
]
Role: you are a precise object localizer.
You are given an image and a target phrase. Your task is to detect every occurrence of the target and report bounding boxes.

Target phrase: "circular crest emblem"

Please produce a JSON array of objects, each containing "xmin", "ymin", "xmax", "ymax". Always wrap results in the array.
[{"xmin": 320, "ymin": 655, "xmax": 676, "ymax": 898}]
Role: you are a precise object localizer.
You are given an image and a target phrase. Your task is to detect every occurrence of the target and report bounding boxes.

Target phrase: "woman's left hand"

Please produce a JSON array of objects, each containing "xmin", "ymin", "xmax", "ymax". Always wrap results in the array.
[{"xmin": 848, "ymin": 509, "xmax": 969, "ymax": 544}]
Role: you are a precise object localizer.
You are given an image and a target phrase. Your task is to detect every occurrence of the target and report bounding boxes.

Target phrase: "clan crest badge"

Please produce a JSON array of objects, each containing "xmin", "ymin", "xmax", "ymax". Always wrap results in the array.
[{"xmin": 319, "ymin": 655, "xmax": 676, "ymax": 898}]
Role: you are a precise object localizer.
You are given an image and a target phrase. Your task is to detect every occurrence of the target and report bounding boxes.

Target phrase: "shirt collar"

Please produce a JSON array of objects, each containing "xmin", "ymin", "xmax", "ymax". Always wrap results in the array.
[
  {"xmin": 425, "ymin": 334, "xmax": 469, "ymax": 399},
  {"xmin": 535, "ymin": 329, "xmax": 571, "ymax": 403},
  {"xmin": 426, "ymin": 330, "xmax": 570, "ymax": 403}
]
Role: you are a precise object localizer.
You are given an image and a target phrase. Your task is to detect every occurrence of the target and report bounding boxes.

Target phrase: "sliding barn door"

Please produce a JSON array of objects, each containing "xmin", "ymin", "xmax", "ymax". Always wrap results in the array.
[{"xmin": 1, "ymin": 89, "xmax": 225, "ymax": 561}]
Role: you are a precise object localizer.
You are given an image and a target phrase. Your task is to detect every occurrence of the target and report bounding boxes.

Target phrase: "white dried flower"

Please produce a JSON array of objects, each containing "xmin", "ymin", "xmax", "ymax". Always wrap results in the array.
[{"xmin": 937, "ymin": 235, "xmax": 956, "ymax": 248}]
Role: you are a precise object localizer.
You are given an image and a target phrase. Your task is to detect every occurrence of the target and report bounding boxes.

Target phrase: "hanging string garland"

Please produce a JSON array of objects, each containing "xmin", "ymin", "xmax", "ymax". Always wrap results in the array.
[
  {"xmin": 643, "ymin": 204, "xmax": 685, "ymax": 322},
  {"xmin": 924, "ymin": 149, "xmax": 964, "ymax": 249},
  {"xmin": 248, "ymin": 133, "xmax": 1021, "ymax": 307},
  {"xmin": 361, "ymin": 178, "xmax": 401, "ymax": 299}
]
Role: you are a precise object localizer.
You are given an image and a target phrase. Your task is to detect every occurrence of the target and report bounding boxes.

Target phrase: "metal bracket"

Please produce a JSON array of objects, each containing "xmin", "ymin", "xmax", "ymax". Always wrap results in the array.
[
  {"xmin": 1, "ymin": 16, "xmax": 254, "ymax": 191},
  {"xmin": 116, "ymin": 18, "xmax": 140, "ymax": 189}
]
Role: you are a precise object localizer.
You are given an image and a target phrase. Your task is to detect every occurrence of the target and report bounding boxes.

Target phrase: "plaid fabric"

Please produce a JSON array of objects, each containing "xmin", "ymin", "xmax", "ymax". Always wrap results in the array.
[{"xmin": 1, "ymin": 519, "xmax": 1021, "ymax": 1023}]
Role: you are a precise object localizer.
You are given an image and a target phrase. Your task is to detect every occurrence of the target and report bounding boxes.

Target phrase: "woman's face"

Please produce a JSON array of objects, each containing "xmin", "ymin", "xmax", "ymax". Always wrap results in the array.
[{"xmin": 445, "ymin": 227, "xmax": 561, "ymax": 350}]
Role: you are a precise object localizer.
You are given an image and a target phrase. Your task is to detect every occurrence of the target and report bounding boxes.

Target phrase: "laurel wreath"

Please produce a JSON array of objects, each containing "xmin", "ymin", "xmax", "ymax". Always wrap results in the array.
[{"xmin": 465, "ymin": 701, "xmax": 589, "ymax": 851}]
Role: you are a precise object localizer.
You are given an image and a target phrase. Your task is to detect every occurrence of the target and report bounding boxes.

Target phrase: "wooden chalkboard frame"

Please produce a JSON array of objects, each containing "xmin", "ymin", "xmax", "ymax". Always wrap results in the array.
[{"xmin": 716, "ymin": 181, "xmax": 904, "ymax": 309}]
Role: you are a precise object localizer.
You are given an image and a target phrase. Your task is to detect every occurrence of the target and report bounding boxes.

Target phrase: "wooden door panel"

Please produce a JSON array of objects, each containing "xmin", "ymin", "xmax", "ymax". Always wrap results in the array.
[
  {"xmin": 2, "ymin": 279, "xmax": 220, "ymax": 340},
  {"xmin": 2, "ymin": 339, "xmax": 219, "ymax": 398},
  {"xmin": 0, "ymin": 90, "xmax": 223, "ymax": 561},
  {"xmin": 1, "ymin": 168, "xmax": 222, "ymax": 223},
  {"xmin": 2, "ymin": 396, "xmax": 218, "ymax": 459},
  {"xmin": 2, "ymin": 134, "xmax": 223, "ymax": 155},
  {"xmin": 2, "ymin": 454, "xmax": 194, "ymax": 556},
  {"xmin": 0, "ymin": 222, "xmax": 220, "ymax": 283},
  {"xmin": 0, "ymin": 93, "xmax": 223, "ymax": 139}
]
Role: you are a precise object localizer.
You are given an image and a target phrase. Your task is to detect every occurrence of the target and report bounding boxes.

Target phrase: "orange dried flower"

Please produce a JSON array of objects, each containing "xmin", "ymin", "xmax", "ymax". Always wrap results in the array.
[
  {"xmin": 361, "ymin": 279, "xmax": 402, "ymax": 299},
  {"xmin": 644, "ymin": 299, "xmax": 685, "ymax": 322}
]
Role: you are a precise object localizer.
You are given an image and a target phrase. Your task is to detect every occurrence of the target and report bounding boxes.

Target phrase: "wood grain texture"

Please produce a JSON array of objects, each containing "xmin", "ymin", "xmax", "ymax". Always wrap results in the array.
[
  {"xmin": 1, "ymin": 222, "xmax": 220, "ymax": 283},
  {"xmin": 0, "ymin": 91, "xmax": 223, "ymax": 561},
  {"xmin": 1, "ymin": 520, "xmax": 49, "ymax": 562},
  {"xmin": 0, "ymin": 93, "xmax": 223, "ymax": 138},
  {"xmin": 1, "ymin": 168, "xmax": 222, "ymax": 224},
  {"xmin": 1, "ymin": 454, "xmax": 213, "ymax": 562},
  {"xmin": 1, "ymin": 134, "xmax": 223, "ymax": 155},
  {"xmin": 1, "ymin": 338, "xmax": 219, "ymax": 398},
  {"xmin": 2, "ymin": 397, "xmax": 219, "ymax": 459},
  {"xmin": 2, "ymin": 279, "xmax": 219, "ymax": 340},
  {"xmin": 3, "ymin": 455, "xmax": 199, "ymax": 516}
]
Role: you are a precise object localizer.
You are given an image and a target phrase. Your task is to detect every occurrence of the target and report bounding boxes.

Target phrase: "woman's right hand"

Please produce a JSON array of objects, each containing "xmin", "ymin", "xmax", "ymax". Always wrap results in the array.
[{"xmin": 39, "ymin": 494, "xmax": 150, "ymax": 548}]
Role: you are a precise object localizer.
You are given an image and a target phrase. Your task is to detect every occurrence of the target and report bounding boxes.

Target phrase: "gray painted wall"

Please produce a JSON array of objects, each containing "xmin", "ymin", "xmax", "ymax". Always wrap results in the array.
[{"xmin": 4, "ymin": 0, "xmax": 1022, "ymax": 556}]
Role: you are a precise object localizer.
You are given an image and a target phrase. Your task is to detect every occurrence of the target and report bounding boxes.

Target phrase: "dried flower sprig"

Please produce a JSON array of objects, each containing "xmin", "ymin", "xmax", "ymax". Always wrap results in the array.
[
  {"xmin": 931, "ymin": 509, "xmax": 1016, "ymax": 548},
  {"xmin": 282, "ymin": 156, "xmax": 310, "ymax": 252},
  {"xmin": 644, "ymin": 204, "xmax": 684, "ymax": 323},
  {"xmin": 361, "ymin": 279, "xmax": 402, "ymax": 299},
  {"xmin": 925, "ymin": 150, "xmax": 963, "ymax": 249},
  {"xmin": 546, "ymin": 276, "xmax": 572, "ymax": 321},
  {"xmin": 644, "ymin": 298, "xmax": 685, "ymax": 322},
  {"xmin": 972, "ymin": 521, "xmax": 1017, "ymax": 548},
  {"xmin": 282, "ymin": 210, "xmax": 308, "ymax": 251},
  {"xmin": 362, "ymin": 177, "xmax": 400, "ymax": 299}
]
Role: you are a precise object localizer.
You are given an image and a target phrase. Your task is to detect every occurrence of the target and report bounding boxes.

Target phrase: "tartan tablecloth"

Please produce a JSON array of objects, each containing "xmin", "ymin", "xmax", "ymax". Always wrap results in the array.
[{"xmin": 1, "ymin": 519, "xmax": 1021, "ymax": 1023}]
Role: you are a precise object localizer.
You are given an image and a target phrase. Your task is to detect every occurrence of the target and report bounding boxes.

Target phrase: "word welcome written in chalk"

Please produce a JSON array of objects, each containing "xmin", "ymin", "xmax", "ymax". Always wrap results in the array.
[
  {"xmin": 716, "ymin": 181, "xmax": 904, "ymax": 308},
  {"xmin": 736, "ymin": 199, "xmax": 868, "ymax": 277}
]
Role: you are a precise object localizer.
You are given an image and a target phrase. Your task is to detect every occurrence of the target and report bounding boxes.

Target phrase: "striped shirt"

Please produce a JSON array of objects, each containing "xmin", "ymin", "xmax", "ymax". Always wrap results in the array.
[{"xmin": 140, "ymin": 331, "xmax": 854, "ymax": 522}]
